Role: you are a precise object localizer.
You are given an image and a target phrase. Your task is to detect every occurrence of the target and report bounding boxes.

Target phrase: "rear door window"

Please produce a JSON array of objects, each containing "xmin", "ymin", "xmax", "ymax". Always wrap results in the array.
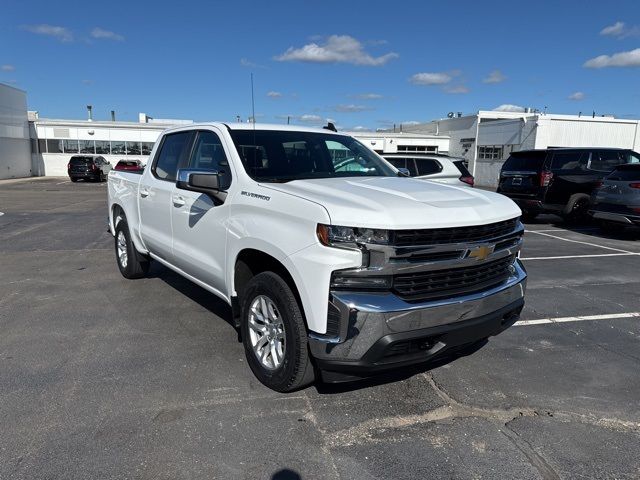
[
  {"xmin": 153, "ymin": 131, "xmax": 195, "ymax": 181},
  {"xmin": 550, "ymin": 151, "xmax": 584, "ymax": 172},
  {"xmin": 415, "ymin": 159, "xmax": 442, "ymax": 176},
  {"xmin": 588, "ymin": 150, "xmax": 625, "ymax": 172},
  {"xmin": 607, "ymin": 165, "xmax": 640, "ymax": 181}
]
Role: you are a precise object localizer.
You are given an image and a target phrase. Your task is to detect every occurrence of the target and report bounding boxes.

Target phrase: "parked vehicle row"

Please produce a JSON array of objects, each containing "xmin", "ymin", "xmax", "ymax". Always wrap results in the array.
[
  {"xmin": 108, "ymin": 123, "xmax": 526, "ymax": 392},
  {"xmin": 497, "ymin": 147, "xmax": 640, "ymax": 222},
  {"xmin": 68, "ymin": 156, "xmax": 145, "ymax": 182}
]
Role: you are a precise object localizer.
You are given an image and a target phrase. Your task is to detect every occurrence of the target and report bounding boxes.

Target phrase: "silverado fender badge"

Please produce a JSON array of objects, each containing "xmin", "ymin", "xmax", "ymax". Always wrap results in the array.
[
  {"xmin": 467, "ymin": 245, "xmax": 495, "ymax": 261},
  {"xmin": 241, "ymin": 191, "xmax": 271, "ymax": 201}
]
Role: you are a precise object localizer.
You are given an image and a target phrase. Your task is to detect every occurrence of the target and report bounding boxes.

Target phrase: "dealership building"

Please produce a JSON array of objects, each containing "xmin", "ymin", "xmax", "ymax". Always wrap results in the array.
[
  {"xmin": 399, "ymin": 111, "xmax": 640, "ymax": 187},
  {"xmin": 2, "ymin": 82, "xmax": 640, "ymax": 187}
]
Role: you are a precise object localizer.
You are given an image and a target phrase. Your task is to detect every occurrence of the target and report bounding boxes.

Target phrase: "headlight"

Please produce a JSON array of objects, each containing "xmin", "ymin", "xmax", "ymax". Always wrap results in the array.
[
  {"xmin": 317, "ymin": 224, "xmax": 389, "ymax": 249},
  {"xmin": 331, "ymin": 272, "xmax": 392, "ymax": 290}
]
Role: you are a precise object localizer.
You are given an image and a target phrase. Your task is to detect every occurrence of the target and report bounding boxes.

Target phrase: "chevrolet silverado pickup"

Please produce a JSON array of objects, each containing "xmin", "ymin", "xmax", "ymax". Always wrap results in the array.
[{"xmin": 107, "ymin": 123, "xmax": 527, "ymax": 392}]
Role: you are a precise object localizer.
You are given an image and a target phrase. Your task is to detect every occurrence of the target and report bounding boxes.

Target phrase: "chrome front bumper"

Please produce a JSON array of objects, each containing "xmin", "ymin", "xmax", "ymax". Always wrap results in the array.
[{"xmin": 309, "ymin": 259, "xmax": 527, "ymax": 368}]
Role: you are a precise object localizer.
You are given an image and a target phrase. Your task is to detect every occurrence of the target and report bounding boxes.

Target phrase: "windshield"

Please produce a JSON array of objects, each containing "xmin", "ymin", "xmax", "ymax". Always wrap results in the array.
[{"xmin": 228, "ymin": 130, "xmax": 396, "ymax": 182}]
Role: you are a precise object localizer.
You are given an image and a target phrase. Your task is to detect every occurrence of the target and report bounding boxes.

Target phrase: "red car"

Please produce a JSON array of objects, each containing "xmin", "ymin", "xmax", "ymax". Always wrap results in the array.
[{"xmin": 114, "ymin": 159, "xmax": 145, "ymax": 173}]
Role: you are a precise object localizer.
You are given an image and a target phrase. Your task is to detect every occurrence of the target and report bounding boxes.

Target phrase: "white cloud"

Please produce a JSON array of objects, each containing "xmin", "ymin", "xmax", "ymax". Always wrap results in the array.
[
  {"xmin": 584, "ymin": 48, "xmax": 640, "ymax": 68},
  {"xmin": 240, "ymin": 58, "xmax": 266, "ymax": 69},
  {"xmin": 444, "ymin": 85, "xmax": 470, "ymax": 94},
  {"xmin": 568, "ymin": 91, "xmax": 585, "ymax": 101},
  {"xmin": 267, "ymin": 91, "xmax": 283, "ymax": 98},
  {"xmin": 1, "ymin": 64, "xmax": 15, "ymax": 72},
  {"xmin": 483, "ymin": 70, "xmax": 506, "ymax": 84},
  {"xmin": 275, "ymin": 35, "xmax": 398, "ymax": 66},
  {"xmin": 409, "ymin": 72, "xmax": 452, "ymax": 85},
  {"xmin": 354, "ymin": 93, "xmax": 383, "ymax": 100},
  {"xmin": 299, "ymin": 114, "xmax": 323, "ymax": 123},
  {"xmin": 401, "ymin": 121, "xmax": 420, "ymax": 126},
  {"xmin": 91, "ymin": 28, "xmax": 124, "ymax": 41},
  {"xmin": 493, "ymin": 104, "xmax": 526, "ymax": 112},
  {"xmin": 82, "ymin": 79, "xmax": 93, "ymax": 85},
  {"xmin": 350, "ymin": 126, "xmax": 371, "ymax": 131},
  {"xmin": 333, "ymin": 104, "xmax": 371, "ymax": 113},
  {"xmin": 600, "ymin": 21, "xmax": 640, "ymax": 38},
  {"xmin": 23, "ymin": 24, "xmax": 73, "ymax": 42}
]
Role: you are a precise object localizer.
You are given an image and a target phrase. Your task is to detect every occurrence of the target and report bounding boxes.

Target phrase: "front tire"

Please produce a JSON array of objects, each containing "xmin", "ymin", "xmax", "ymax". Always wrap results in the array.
[
  {"xmin": 240, "ymin": 272, "xmax": 315, "ymax": 392},
  {"xmin": 114, "ymin": 217, "xmax": 150, "ymax": 279}
]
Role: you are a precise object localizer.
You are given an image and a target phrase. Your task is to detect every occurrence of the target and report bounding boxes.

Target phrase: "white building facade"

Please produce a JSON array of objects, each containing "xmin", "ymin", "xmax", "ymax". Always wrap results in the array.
[
  {"xmin": 30, "ymin": 117, "xmax": 177, "ymax": 176},
  {"xmin": 0, "ymin": 83, "xmax": 32, "ymax": 179},
  {"xmin": 400, "ymin": 111, "xmax": 640, "ymax": 188}
]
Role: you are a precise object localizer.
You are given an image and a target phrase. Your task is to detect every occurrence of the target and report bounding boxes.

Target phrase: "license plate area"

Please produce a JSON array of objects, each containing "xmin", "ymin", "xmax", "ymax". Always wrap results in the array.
[{"xmin": 512, "ymin": 177, "xmax": 523, "ymax": 186}]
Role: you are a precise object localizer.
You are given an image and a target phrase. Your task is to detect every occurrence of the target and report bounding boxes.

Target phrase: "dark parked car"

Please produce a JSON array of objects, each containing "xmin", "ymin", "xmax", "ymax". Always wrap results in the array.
[
  {"xmin": 114, "ymin": 159, "xmax": 145, "ymax": 173},
  {"xmin": 590, "ymin": 163, "xmax": 640, "ymax": 231},
  {"xmin": 68, "ymin": 155, "xmax": 112, "ymax": 182},
  {"xmin": 497, "ymin": 148, "xmax": 640, "ymax": 221}
]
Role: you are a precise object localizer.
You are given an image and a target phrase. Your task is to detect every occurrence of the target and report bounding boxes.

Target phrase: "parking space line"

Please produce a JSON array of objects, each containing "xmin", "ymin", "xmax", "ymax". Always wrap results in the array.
[
  {"xmin": 526, "ymin": 228, "xmax": 598, "ymax": 233},
  {"xmin": 525, "ymin": 230, "xmax": 634, "ymax": 254},
  {"xmin": 516, "ymin": 312, "xmax": 640, "ymax": 326},
  {"xmin": 56, "ymin": 181, "xmax": 70, "ymax": 185},
  {"xmin": 0, "ymin": 212, "xmax": 4, "ymax": 216},
  {"xmin": 521, "ymin": 253, "xmax": 640, "ymax": 261}
]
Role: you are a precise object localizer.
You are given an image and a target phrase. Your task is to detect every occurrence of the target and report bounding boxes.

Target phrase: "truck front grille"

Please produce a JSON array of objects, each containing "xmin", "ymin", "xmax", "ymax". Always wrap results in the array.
[
  {"xmin": 393, "ymin": 255, "xmax": 516, "ymax": 303},
  {"xmin": 393, "ymin": 218, "xmax": 519, "ymax": 246}
]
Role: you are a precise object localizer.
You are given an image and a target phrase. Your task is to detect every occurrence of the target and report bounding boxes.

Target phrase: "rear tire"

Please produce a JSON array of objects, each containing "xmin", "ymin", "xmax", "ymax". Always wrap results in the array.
[
  {"xmin": 563, "ymin": 196, "xmax": 590, "ymax": 224},
  {"xmin": 99, "ymin": 171, "xmax": 105, "ymax": 182},
  {"xmin": 240, "ymin": 272, "xmax": 315, "ymax": 392},
  {"xmin": 70, "ymin": 177, "xmax": 78, "ymax": 182},
  {"xmin": 114, "ymin": 217, "xmax": 150, "ymax": 279}
]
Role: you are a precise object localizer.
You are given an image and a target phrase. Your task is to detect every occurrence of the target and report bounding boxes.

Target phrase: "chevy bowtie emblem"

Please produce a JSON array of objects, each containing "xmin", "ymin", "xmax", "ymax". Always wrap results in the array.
[{"xmin": 468, "ymin": 245, "xmax": 495, "ymax": 261}]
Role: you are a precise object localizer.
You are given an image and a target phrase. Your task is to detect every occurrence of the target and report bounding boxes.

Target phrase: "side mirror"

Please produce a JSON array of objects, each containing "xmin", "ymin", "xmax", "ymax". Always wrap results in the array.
[
  {"xmin": 397, "ymin": 167, "xmax": 411, "ymax": 177},
  {"xmin": 176, "ymin": 168, "xmax": 225, "ymax": 196}
]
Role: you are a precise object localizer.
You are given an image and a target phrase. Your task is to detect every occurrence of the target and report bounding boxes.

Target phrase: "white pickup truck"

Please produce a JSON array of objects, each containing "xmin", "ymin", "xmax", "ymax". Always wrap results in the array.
[{"xmin": 108, "ymin": 123, "xmax": 527, "ymax": 392}]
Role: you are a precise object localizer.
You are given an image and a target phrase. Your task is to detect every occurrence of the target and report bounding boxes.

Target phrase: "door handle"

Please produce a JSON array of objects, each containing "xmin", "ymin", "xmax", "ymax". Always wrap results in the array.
[
  {"xmin": 172, "ymin": 195, "xmax": 186, "ymax": 207},
  {"xmin": 140, "ymin": 188, "xmax": 150, "ymax": 198}
]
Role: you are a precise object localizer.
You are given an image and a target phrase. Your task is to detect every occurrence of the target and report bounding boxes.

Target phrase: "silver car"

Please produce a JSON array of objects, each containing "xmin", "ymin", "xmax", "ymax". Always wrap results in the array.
[{"xmin": 590, "ymin": 164, "xmax": 640, "ymax": 230}]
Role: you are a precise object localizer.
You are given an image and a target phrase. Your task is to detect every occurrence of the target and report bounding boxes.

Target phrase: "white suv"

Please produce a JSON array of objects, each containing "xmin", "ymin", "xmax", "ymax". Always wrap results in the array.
[{"xmin": 384, "ymin": 153, "xmax": 475, "ymax": 187}]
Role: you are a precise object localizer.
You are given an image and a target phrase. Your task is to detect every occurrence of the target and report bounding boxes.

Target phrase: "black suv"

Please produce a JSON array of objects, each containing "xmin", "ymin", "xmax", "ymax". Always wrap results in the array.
[
  {"xmin": 67, "ymin": 155, "xmax": 112, "ymax": 182},
  {"xmin": 497, "ymin": 148, "xmax": 640, "ymax": 221}
]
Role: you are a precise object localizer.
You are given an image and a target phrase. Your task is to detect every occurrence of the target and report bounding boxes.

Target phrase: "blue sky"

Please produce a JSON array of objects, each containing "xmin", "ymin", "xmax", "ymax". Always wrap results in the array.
[{"xmin": 1, "ymin": 0, "xmax": 639, "ymax": 130}]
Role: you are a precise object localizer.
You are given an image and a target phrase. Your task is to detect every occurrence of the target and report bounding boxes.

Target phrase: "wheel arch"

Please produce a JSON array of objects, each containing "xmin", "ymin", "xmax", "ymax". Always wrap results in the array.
[{"xmin": 233, "ymin": 248, "xmax": 308, "ymax": 331}]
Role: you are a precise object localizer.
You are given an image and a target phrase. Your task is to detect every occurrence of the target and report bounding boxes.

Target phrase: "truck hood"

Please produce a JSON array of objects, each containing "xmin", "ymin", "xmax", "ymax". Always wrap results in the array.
[{"xmin": 263, "ymin": 176, "xmax": 521, "ymax": 229}]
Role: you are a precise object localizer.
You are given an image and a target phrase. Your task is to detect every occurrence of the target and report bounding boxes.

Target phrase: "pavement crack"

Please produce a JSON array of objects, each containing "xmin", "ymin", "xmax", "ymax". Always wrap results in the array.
[
  {"xmin": 501, "ymin": 422, "xmax": 561, "ymax": 480},
  {"xmin": 303, "ymin": 393, "xmax": 341, "ymax": 479}
]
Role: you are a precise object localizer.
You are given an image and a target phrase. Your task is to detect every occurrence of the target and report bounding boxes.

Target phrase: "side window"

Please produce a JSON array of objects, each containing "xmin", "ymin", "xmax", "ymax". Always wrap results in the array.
[
  {"xmin": 189, "ymin": 131, "xmax": 229, "ymax": 172},
  {"xmin": 386, "ymin": 158, "xmax": 406, "ymax": 169},
  {"xmin": 153, "ymin": 131, "xmax": 194, "ymax": 182},
  {"xmin": 625, "ymin": 151, "xmax": 640, "ymax": 163},
  {"xmin": 415, "ymin": 159, "xmax": 442, "ymax": 176},
  {"xmin": 550, "ymin": 152, "xmax": 582, "ymax": 172},
  {"xmin": 589, "ymin": 150, "xmax": 624, "ymax": 172}
]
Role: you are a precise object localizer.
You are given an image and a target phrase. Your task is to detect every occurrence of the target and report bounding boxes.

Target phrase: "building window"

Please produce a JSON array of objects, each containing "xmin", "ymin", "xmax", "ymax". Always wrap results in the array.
[
  {"xmin": 111, "ymin": 141, "xmax": 126, "ymax": 155},
  {"xmin": 126, "ymin": 141, "xmax": 141, "ymax": 155},
  {"xmin": 397, "ymin": 145, "xmax": 438, "ymax": 153},
  {"xmin": 63, "ymin": 139, "xmax": 79, "ymax": 153},
  {"xmin": 141, "ymin": 142, "xmax": 155, "ymax": 155},
  {"xmin": 79, "ymin": 140, "xmax": 95, "ymax": 154},
  {"xmin": 47, "ymin": 139, "xmax": 63, "ymax": 153},
  {"xmin": 38, "ymin": 139, "xmax": 47, "ymax": 154},
  {"xmin": 478, "ymin": 146, "xmax": 504, "ymax": 160},
  {"xmin": 95, "ymin": 141, "xmax": 110, "ymax": 154}
]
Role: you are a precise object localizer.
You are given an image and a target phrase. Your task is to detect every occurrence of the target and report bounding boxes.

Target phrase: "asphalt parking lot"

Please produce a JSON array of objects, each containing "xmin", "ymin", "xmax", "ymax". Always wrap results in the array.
[{"xmin": 1, "ymin": 177, "xmax": 639, "ymax": 480}]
